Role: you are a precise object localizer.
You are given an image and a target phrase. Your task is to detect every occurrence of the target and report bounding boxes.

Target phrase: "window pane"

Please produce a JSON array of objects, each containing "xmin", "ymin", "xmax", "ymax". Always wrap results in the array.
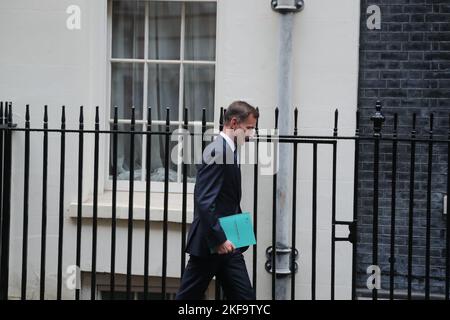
[
  {"xmin": 147, "ymin": 63, "xmax": 180, "ymax": 183},
  {"xmin": 149, "ymin": 1, "xmax": 182, "ymax": 60},
  {"xmin": 109, "ymin": 124, "xmax": 143, "ymax": 181},
  {"xmin": 111, "ymin": 63, "xmax": 144, "ymax": 120},
  {"xmin": 112, "ymin": 1, "xmax": 145, "ymax": 59},
  {"xmin": 148, "ymin": 64, "xmax": 180, "ymax": 121},
  {"xmin": 184, "ymin": 64, "xmax": 215, "ymax": 122},
  {"xmin": 181, "ymin": 124, "xmax": 214, "ymax": 183},
  {"xmin": 148, "ymin": 125, "xmax": 179, "ymax": 182},
  {"xmin": 185, "ymin": 2, "xmax": 217, "ymax": 61}
]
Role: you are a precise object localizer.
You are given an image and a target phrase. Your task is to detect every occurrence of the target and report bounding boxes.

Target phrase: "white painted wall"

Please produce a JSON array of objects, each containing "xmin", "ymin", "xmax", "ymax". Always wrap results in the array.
[
  {"xmin": 0, "ymin": 0, "xmax": 360, "ymax": 300},
  {"xmin": 0, "ymin": 0, "xmax": 109, "ymax": 299}
]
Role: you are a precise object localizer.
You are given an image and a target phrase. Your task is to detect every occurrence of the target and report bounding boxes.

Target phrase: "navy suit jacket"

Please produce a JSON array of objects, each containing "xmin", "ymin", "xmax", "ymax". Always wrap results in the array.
[{"xmin": 185, "ymin": 134, "xmax": 248, "ymax": 257}]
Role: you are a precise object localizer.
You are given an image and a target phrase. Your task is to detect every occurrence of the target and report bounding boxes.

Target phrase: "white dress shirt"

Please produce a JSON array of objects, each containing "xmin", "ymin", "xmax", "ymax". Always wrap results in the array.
[
  {"xmin": 219, "ymin": 131, "xmax": 235, "ymax": 152},
  {"xmin": 219, "ymin": 131, "xmax": 239, "ymax": 165}
]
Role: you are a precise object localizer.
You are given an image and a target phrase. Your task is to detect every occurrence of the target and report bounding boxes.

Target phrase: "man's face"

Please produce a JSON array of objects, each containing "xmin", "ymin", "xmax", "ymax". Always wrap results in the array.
[{"xmin": 232, "ymin": 114, "xmax": 257, "ymax": 146}]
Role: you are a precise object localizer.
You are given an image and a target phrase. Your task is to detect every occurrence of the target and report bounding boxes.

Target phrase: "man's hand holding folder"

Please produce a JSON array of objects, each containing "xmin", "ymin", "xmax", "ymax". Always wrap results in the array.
[
  {"xmin": 211, "ymin": 212, "xmax": 256, "ymax": 254},
  {"xmin": 215, "ymin": 240, "xmax": 235, "ymax": 254}
]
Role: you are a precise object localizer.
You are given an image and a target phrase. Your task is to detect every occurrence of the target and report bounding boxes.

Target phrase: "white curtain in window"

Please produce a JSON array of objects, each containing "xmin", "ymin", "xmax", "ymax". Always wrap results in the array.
[{"xmin": 110, "ymin": 1, "xmax": 216, "ymax": 182}]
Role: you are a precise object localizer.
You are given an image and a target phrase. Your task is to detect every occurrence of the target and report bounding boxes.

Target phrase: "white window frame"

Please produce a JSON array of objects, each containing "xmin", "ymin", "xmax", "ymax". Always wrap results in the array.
[{"xmin": 105, "ymin": 0, "xmax": 218, "ymax": 194}]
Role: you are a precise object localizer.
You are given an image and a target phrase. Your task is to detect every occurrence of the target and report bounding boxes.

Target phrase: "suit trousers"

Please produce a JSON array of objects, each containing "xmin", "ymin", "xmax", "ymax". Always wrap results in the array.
[{"xmin": 175, "ymin": 251, "xmax": 255, "ymax": 300}]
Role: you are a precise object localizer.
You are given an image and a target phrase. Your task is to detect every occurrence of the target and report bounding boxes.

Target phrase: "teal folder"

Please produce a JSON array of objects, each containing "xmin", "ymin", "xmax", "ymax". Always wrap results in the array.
[{"xmin": 218, "ymin": 212, "xmax": 256, "ymax": 249}]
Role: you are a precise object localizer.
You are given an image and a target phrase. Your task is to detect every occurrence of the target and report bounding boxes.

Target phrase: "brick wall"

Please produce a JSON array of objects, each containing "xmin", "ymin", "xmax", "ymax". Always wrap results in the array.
[{"xmin": 357, "ymin": 0, "xmax": 450, "ymax": 296}]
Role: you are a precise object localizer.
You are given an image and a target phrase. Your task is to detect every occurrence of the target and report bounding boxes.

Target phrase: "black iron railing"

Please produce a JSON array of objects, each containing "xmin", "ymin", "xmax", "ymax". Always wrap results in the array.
[{"xmin": 0, "ymin": 100, "xmax": 449, "ymax": 300}]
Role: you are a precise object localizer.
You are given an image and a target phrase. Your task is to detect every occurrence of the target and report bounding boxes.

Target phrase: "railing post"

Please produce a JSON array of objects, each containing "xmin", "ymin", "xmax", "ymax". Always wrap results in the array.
[
  {"xmin": 0, "ymin": 102, "xmax": 13, "ymax": 300},
  {"xmin": 0, "ymin": 102, "xmax": 4, "ymax": 281},
  {"xmin": 370, "ymin": 100, "xmax": 385, "ymax": 300},
  {"xmin": 351, "ymin": 109, "xmax": 360, "ymax": 300},
  {"xmin": 371, "ymin": 101, "xmax": 385, "ymax": 137}
]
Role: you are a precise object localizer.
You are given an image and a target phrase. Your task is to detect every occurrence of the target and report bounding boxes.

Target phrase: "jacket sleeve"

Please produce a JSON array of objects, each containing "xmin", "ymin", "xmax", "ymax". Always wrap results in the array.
[{"xmin": 195, "ymin": 158, "xmax": 227, "ymax": 249}]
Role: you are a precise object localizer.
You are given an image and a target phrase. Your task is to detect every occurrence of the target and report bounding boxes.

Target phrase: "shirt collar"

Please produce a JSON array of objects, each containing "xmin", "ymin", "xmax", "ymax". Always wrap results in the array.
[{"xmin": 219, "ymin": 131, "xmax": 235, "ymax": 153}]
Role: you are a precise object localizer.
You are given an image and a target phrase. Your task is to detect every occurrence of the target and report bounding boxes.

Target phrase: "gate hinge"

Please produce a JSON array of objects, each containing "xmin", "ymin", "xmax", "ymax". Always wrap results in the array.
[
  {"xmin": 334, "ymin": 220, "xmax": 358, "ymax": 244},
  {"xmin": 348, "ymin": 221, "xmax": 357, "ymax": 244}
]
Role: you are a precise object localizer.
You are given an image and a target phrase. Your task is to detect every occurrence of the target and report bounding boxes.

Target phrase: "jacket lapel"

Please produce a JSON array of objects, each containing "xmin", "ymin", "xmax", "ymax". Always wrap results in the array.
[{"xmin": 219, "ymin": 135, "xmax": 241, "ymax": 202}]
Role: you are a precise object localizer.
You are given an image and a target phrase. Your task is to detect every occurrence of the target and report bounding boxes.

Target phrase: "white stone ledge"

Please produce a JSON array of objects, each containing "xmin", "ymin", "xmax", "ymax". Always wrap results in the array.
[{"xmin": 68, "ymin": 191, "xmax": 194, "ymax": 224}]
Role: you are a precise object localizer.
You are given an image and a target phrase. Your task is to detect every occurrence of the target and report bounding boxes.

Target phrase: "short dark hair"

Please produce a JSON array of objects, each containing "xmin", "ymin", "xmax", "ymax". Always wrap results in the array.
[{"xmin": 223, "ymin": 101, "xmax": 259, "ymax": 124}]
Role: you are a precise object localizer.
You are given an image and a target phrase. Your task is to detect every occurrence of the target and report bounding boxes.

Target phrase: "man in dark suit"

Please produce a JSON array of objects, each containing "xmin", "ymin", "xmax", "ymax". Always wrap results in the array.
[{"xmin": 175, "ymin": 101, "xmax": 259, "ymax": 300}]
